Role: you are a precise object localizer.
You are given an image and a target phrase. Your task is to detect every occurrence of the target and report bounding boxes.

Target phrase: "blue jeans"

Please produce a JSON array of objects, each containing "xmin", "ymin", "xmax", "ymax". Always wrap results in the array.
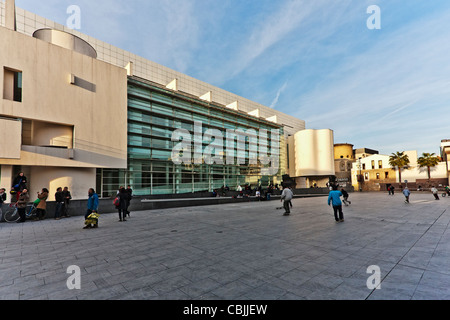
[{"xmin": 55, "ymin": 202, "xmax": 63, "ymax": 218}]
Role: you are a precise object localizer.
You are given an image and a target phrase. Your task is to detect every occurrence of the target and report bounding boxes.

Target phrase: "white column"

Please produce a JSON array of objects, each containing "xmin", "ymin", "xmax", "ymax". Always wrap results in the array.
[
  {"xmin": 5, "ymin": 0, "xmax": 16, "ymax": 31},
  {"xmin": 0, "ymin": 165, "xmax": 14, "ymax": 203}
]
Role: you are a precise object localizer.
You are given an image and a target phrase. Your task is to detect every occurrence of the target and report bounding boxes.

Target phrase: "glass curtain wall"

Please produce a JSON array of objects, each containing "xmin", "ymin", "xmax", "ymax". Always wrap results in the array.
[{"xmin": 98, "ymin": 77, "xmax": 285, "ymax": 197}]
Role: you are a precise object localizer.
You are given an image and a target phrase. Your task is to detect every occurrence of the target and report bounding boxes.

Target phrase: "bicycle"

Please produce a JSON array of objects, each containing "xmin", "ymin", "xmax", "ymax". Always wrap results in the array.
[
  {"xmin": 3, "ymin": 202, "xmax": 38, "ymax": 223},
  {"xmin": 3, "ymin": 203, "xmax": 20, "ymax": 223},
  {"xmin": 26, "ymin": 202, "xmax": 38, "ymax": 219}
]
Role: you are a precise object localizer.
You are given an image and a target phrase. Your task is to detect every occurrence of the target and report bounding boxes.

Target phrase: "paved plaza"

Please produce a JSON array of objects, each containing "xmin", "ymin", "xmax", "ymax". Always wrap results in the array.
[{"xmin": 1, "ymin": 191, "xmax": 450, "ymax": 301}]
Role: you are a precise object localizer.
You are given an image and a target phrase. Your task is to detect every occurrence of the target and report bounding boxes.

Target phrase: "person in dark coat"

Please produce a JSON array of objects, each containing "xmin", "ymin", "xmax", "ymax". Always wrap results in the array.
[
  {"xmin": 54, "ymin": 187, "xmax": 64, "ymax": 220},
  {"xmin": 125, "ymin": 185, "xmax": 133, "ymax": 218},
  {"xmin": 341, "ymin": 188, "xmax": 351, "ymax": 205},
  {"xmin": 62, "ymin": 187, "xmax": 72, "ymax": 217},
  {"xmin": 12, "ymin": 172, "xmax": 27, "ymax": 201},
  {"xmin": 17, "ymin": 189, "xmax": 29, "ymax": 223},
  {"xmin": 116, "ymin": 187, "xmax": 130, "ymax": 222}
]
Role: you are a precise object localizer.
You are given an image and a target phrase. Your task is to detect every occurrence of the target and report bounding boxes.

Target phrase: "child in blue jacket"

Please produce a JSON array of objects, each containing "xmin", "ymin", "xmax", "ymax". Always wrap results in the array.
[{"xmin": 328, "ymin": 185, "xmax": 344, "ymax": 222}]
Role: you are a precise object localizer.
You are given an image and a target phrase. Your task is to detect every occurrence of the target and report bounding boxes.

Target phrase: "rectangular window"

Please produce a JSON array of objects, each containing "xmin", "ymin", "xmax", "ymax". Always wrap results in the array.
[
  {"xmin": 376, "ymin": 173, "xmax": 380, "ymax": 180},
  {"xmin": 365, "ymin": 173, "xmax": 369, "ymax": 181},
  {"xmin": 362, "ymin": 164, "xmax": 366, "ymax": 170},
  {"xmin": 371, "ymin": 160, "xmax": 375, "ymax": 170},
  {"xmin": 385, "ymin": 172, "xmax": 389, "ymax": 179},
  {"xmin": 378, "ymin": 160, "xmax": 383, "ymax": 169},
  {"xmin": 3, "ymin": 68, "xmax": 22, "ymax": 102}
]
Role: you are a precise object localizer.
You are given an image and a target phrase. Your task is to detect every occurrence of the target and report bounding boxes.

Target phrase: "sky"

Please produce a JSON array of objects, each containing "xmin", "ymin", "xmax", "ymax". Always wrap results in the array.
[{"xmin": 14, "ymin": 0, "xmax": 450, "ymax": 157}]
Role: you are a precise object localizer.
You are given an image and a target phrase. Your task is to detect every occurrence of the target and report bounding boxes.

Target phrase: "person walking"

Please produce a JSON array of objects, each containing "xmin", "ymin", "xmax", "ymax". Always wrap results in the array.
[
  {"xmin": 62, "ymin": 187, "xmax": 72, "ymax": 217},
  {"xmin": 341, "ymin": 188, "xmax": 351, "ymax": 206},
  {"xmin": 280, "ymin": 185, "xmax": 294, "ymax": 216},
  {"xmin": 126, "ymin": 185, "xmax": 133, "ymax": 218},
  {"xmin": 431, "ymin": 186, "xmax": 439, "ymax": 200},
  {"xmin": 402, "ymin": 187, "xmax": 411, "ymax": 203},
  {"xmin": 328, "ymin": 185, "xmax": 344, "ymax": 223},
  {"xmin": 54, "ymin": 187, "xmax": 64, "ymax": 220},
  {"xmin": 116, "ymin": 187, "xmax": 130, "ymax": 222},
  {"xmin": 17, "ymin": 188, "xmax": 29, "ymax": 223},
  {"xmin": 85, "ymin": 188, "xmax": 99, "ymax": 220},
  {"xmin": 390, "ymin": 185, "xmax": 395, "ymax": 195},
  {"xmin": 35, "ymin": 188, "xmax": 49, "ymax": 220}
]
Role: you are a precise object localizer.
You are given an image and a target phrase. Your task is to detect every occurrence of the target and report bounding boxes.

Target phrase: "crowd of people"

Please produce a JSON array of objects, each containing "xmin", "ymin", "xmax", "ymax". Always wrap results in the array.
[
  {"xmin": 2, "ymin": 171, "xmax": 450, "ymax": 228},
  {"xmin": 392, "ymin": 184, "xmax": 450, "ymax": 202},
  {"xmin": 1, "ymin": 172, "xmax": 73, "ymax": 223},
  {"xmin": 0, "ymin": 172, "xmax": 135, "ymax": 229},
  {"xmin": 212, "ymin": 183, "xmax": 282, "ymax": 201}
]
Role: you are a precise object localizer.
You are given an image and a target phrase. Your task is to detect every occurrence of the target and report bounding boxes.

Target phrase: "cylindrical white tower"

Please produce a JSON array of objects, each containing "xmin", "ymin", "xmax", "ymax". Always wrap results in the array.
[{"xmin": 294, "ymin": 129, "xmax": 335, "ymax": 177}]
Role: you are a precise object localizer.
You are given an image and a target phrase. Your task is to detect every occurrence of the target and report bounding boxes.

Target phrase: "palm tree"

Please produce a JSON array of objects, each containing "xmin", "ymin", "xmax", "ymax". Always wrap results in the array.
[
  {"xmin": 389, "ymin": 151, "xmax": 410, "ymax": 184},
  {"xmin": 417, "ymin": 153, "xmax": 440, "ymax": 181}
]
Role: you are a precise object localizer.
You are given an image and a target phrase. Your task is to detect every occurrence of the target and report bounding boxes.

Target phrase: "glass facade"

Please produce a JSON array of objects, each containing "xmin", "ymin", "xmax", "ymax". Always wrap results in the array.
[{"xmin": 97, "ymin": 77, "xmax": 285, "ymax": 197}]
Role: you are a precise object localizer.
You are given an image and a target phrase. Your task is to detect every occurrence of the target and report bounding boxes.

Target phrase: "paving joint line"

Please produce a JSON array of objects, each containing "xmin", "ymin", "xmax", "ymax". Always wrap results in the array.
[{"xmin": 365, "ymin": 208, "xmax": 447, "ymax": 300}]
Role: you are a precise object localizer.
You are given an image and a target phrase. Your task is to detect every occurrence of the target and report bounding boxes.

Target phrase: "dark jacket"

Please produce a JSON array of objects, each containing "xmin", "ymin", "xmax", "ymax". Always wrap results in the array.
[
  {"xmin": 12, "ymin": 175, "xmax": 27, "ymax": 191},
  {"xmin": 0, "ymin": 192, "xmax": 6, "ymax": 204},
  {"xmin": 62, "ymin": 190, "xmax": 72, "ymax": 204},
  {"xmin": 117, "ymin": 189, "xmax": 130, "ymax": 210},
  {"xmin": 55, "ymin": 191, "xmax": 64, "ymax": 203}
]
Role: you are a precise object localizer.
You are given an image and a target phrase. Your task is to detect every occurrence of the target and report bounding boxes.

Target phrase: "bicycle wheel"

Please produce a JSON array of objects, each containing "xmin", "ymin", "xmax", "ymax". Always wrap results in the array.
[
  {"xmin": 4, "ymin": 207, "xmax": 20, "ymax": 223},
  {"xmin": 26, "ymin": 205, "xmax": 37, "ymax": 219}
]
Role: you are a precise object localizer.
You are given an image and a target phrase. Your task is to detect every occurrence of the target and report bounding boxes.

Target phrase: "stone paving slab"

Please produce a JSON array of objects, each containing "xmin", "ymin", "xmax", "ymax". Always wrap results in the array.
[{"xmin": 0, "ymin": 192, "xmax": 450, "ymax": 300}]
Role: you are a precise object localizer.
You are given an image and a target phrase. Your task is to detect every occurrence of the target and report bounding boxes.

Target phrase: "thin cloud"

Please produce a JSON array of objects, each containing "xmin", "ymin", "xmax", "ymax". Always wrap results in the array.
[
  {"xmin": 292, "ymin": 4, "xmax": 450, "ymax": 155},
  {"xmin": 221, "ymin": 0, "xmax": 353, "ymax": 82},
  {"xmin": 270, "ymin": 81, "xmax": 288, "ymax": 109}
]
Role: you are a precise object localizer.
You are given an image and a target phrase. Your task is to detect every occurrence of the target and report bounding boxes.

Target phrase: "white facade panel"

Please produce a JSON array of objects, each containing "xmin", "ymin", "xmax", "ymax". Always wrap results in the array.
[{"xmin": 0, "ymin": 117, "xmax": 21, "ymax": 159}]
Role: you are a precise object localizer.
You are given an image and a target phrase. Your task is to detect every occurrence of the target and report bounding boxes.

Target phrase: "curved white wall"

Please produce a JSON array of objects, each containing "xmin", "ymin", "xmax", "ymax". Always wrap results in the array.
[{"xmin": 294, "ymin": 129, "xmax": 335, "ymax": 177}]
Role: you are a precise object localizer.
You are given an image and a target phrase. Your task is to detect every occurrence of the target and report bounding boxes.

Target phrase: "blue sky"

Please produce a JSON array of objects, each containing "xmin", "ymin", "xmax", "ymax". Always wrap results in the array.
[{"xmin": 15, "ymin": 0, "xmax": 450, "ymax": 156}]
